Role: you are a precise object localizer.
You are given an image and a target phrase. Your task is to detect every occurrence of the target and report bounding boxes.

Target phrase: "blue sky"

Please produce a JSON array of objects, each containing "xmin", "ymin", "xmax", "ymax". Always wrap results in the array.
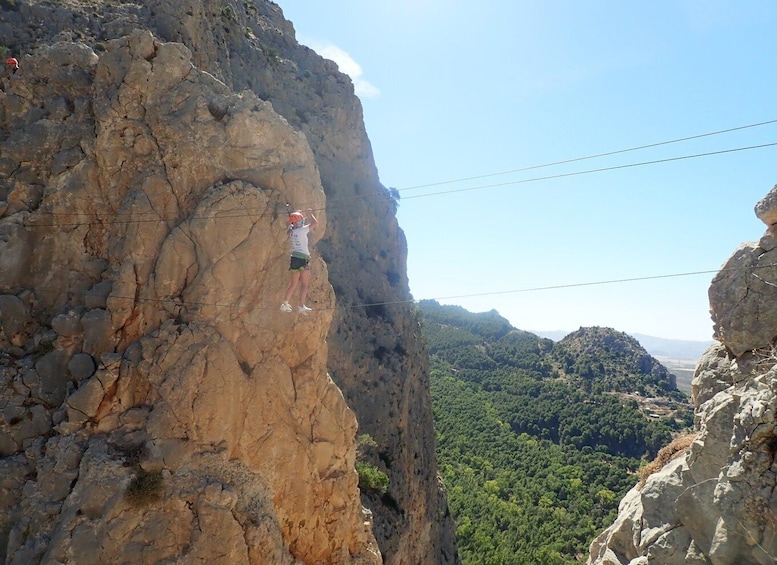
[{"xmin": 277, "ymin": 0, "xmax": 777, "ymax": 342}]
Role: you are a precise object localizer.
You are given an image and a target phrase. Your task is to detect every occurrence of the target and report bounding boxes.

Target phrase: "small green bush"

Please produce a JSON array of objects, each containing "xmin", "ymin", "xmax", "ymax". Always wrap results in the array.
[
  {"xmin": 125, "ymin": 468, "xmax": 163, "ymax": 506},
  {"xmin": 356, "ymin": 433, "xmax": 378, "ymax": 450},
  {"xmin": 220, "ymin": 5, "xmax": 235, "ymax": 21},
  {"xmin": 356, "ymin": 461, "xmax": 389, "ymax": 494}
]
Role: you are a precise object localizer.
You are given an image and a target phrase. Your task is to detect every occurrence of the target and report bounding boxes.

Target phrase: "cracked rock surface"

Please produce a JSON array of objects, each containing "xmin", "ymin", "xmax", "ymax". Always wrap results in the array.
[{"xmin": 0, "ymin": 31, "xmax": 379, "ymax": 564}]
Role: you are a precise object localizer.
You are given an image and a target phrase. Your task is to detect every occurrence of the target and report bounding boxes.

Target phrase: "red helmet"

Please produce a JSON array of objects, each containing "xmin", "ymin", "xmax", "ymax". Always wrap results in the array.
[
  {"xmin": 288, "ymin": 211, "xmax": 304, "ymax": 224},
  {"xmin": 7, "ymin": 58, "xmax": 18, "ymax": 67}
]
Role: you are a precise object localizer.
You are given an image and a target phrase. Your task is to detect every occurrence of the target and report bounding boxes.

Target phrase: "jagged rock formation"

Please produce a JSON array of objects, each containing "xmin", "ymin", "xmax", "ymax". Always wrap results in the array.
[
  {"xmin": 0, "ymin": 1, "xmax": 457, "ymax": 563},
  {"xmin": 587, "ymin": 184, "xmax": 777, "ymax": 565}
]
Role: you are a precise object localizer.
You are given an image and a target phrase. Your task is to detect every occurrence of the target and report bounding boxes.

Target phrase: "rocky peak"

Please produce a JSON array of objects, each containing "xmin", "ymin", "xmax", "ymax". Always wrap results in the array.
[
  {"xmin": 588, "ymin": 184, "xmax": 777, "ymax": 565},
  {"xmin": 559, "ymin": 327, "xmax": 654, "ymax": 363},
  {"xmin": 555, "ymin": 326, "xmax": 680, "ymax": 397}
]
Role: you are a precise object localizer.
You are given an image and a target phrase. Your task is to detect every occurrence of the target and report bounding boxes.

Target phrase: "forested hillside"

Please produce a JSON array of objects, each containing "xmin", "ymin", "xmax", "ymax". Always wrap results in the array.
[{"xmin": 419, "ymin": 300, "xmax": 692, "ymax": 564}]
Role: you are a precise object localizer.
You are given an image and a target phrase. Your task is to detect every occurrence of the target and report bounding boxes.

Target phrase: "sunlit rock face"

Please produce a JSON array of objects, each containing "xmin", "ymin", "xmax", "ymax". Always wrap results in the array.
[
  {"xmin": 0, "ymin": 31, "xmax": 380, "ymax": 564},
  {"xmin": 0, "ymin": 1, "xmax": 459, "ymax": 564},
  {"xmin": 587, "ymin": 185, "xmax": 777, "ymax": 565}
]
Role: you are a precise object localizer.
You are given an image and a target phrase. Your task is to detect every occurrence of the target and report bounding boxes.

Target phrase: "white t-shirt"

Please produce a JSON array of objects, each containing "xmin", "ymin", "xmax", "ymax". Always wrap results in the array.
[{"xmin": 289, "ymin": 224, "xmax": 311, "ymax": 258}]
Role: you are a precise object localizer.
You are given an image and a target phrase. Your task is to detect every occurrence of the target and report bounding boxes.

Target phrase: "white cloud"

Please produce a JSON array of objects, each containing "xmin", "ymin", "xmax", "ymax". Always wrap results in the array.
[{"xmin": 304, "ymin": 39, "xmax": 380, "ymax": 99}]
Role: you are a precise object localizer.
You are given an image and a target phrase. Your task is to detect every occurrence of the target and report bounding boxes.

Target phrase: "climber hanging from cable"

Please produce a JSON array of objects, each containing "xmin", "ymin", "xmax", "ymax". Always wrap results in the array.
[
  {"xmin": 1, "ymin": 57, "xmax": 19, "ymax": 94},
  {"xmin": 280, "ymin": 208, "xmax": 318, "ymax": 314},
  {"xmin": 6, "ymin": 57, "xmax": 19, "ymax": 76}
]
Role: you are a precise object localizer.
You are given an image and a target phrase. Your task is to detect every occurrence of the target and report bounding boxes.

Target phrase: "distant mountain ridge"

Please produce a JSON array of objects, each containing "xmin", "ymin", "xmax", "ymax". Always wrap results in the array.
[
  {"xmin": 630, "ymin": 333, "xmax": 713, "ymax": 361},
  {"xmin": 533, "ymin": 330, "xmax": 713, "ymax": 363}
]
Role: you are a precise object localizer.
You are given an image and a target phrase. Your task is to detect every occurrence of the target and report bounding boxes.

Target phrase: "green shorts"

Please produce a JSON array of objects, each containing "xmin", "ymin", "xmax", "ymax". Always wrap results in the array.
[{"xmin": 289, "ymin": 256, "xmax": 309, "ymax": 272}]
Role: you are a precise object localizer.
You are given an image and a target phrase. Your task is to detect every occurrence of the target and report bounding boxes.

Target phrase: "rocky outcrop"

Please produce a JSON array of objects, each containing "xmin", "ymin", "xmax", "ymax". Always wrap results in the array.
[
  {"xmin": 0, "ymin": 1, "xmax": 458, "ymax": 563},
  {"xmin": 708, "ymin": 184, "xmax": 777, "ymax": 357},
  {"xmin": 0, "ymin": 29, "xmax": 379, "ymax": 564},
  {"xmin": 587, "ymin": 184, "xmax": 777, "ymax": 565}
]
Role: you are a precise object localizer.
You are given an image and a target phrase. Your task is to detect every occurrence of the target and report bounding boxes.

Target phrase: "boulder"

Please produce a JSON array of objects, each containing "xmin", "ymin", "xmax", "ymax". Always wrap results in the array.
[{"xmin": 0, "ymin": 295, "xmax": 29, "ymax": 339}]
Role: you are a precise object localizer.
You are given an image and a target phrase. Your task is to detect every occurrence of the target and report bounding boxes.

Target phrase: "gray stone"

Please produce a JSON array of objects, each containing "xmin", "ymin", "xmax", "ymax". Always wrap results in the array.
[
  {"xmin": 0, "ymin": 432, "xmax": 16, "ymax": 456},
  {"xmin": 84, "ymin": 281, "xmax": 112, "ymax": 310},
  {"xmin": 30, "ymin": 406, "xmax": 52, "ymax": 438},
  {"xmin": 44, "ymin": 96, "xmax": 73, "ymax": 121},
  {"xmin": 51, "ymin": 146, "xmax": 85, "ymax": 175},
  {"xmin": 68, "ymin": 353, "xmax": 96, "ymax": 381},
  {"xmin": 0, "ymin": 295, "xmax": 29, "ymax": 337},
  {"xmin": 5, "ymin": 183, "xmax": 45, "ymax": 215},
  {"xmin": 21, "ymin": 368, "xmax": 40, "ymax": 391},
  {"xmin": 66, "ymin": 376, "xmax": 105, "ymax": 422},
  {"xmin": 754, "ymin": 183, "xmax": 777, "ymax": 227},
  {"xmin": 709, "ymin": 242, "xmax": 777, "ymax": 356},
  {"xmin": 2, "ymin": 403, "xmax": 26, "ymax": 425},
  {"xmin": 691, "ymin": 343, "xmax": 737, "ymax": 407},
  {"xmin": 81, "ymin": 309, "xmax": 114, "ymax": 356},
  {"xmin": 0, "ymin": 222, "xmax": 33, "ymax": 290},
  {"xmin": 33, "ymin": 349, "xmax": 71, "ymax": 406},
  {"xmin": 51, "ymin": 312, "xmax": 83, "ymax": 338}
]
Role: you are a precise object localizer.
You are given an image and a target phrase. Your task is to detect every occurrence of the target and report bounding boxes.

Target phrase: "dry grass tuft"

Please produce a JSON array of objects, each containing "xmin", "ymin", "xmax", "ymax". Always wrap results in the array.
[
  {"xmin": 125, "ymin": 468, "xmax": 163, "ymax": 506},
  {"xmin": 638, "ymin": 432, "xmax": 698, "ymax": 488}
]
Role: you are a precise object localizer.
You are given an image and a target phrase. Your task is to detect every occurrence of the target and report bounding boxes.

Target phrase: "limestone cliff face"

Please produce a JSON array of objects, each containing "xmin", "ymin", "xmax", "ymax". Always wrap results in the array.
[
  {"xmin": 0, "ymin": 1, "xmax": 458, "ymax": 564},
  {"xmin": 588, "ymin": 184, "xmax": 777, "ymax": 565},
  {"xmin": 0, "ymin": 30, "xmax": 381, "ymax": 564}
]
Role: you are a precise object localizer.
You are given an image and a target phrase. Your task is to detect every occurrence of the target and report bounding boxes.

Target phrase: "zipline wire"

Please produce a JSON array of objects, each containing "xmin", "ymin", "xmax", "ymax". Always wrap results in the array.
[
  {"xmin": 396, "ymin": 118, "xmax": 777, "ymax": 192},
  {"xmin": 25, "ymin": 263, "xmax": 774, "ymax": 314},
  {"xmin": 400, "ymin": 142, "xmax": 777, "ymax": 200},
  {"xmin": 23, "ymin": 140, "xmax": 777, "ymax": 227},
  {"xmin": 23, "ymin": 118, "xmax": 777, "ymax": 220},
  {"xmin": 6, "ymin": 121, "xmax": 775, "ymax": 338}
]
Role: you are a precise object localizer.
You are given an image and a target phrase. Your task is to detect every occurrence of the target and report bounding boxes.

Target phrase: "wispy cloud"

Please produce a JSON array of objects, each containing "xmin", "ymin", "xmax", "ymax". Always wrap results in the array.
[{"xmin": 302, "ymin": 37, "xmax": 380, "ymax": 99}]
